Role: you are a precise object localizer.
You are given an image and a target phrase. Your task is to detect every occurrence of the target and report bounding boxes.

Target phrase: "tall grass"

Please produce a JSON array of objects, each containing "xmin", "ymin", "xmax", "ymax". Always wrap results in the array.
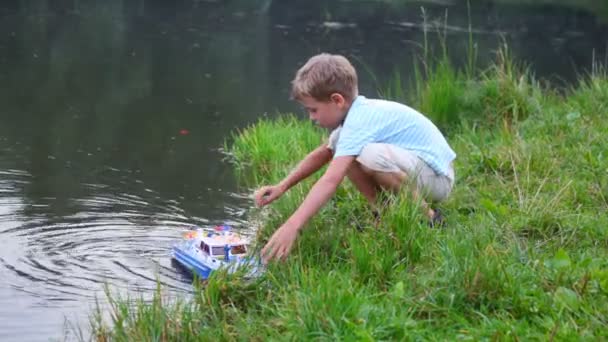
[
  {"xmin": 91, "ymin": 50, "xmax": 608, "ymax": 340},
  {"xmin": 383, "ymin": 38, "xmax": 543, "ymax": 134},
  {"xmin": 381, "ymin": 5, "xmax": 541, "ymax": 134}
]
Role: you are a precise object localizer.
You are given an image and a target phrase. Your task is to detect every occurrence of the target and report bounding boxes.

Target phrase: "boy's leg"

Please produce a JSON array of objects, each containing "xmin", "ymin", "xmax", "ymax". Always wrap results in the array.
[
  {"xmin": 371, "ymin": 163, "xmax": 435, "ymax": 218},
  {"xmin": 351, "ymin": 144, "xmax": 453, "ymax": 220},
  {"xmin": 346, "ymin": 161, "xmax": 379, "ymax": 204},
  {"xmin": 347, "ymin": 161, "xmax": 435, "ymax": 219}
]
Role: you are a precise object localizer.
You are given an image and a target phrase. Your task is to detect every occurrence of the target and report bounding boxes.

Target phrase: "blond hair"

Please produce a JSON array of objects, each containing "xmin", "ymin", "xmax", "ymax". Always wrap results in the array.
[{"xmin": 291, "ymin": 53, "xmax": 358, "ymax": 103}]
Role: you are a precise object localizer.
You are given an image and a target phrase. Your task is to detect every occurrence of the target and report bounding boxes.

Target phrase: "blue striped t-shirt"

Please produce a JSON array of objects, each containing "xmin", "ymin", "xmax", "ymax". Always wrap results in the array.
[{"xmin": 329, "ymin": 96, "xmax": 456, "ymax": 178}]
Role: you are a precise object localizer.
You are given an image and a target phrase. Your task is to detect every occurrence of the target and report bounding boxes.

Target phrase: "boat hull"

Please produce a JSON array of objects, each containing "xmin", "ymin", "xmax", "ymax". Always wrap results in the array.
[
  {"xmin": 171, "ymin": 230, "xmax": 264, "ymax": 280},
  {"xmin": 172, "ymin": 245, "xmax": 216, "ymax": 279}
]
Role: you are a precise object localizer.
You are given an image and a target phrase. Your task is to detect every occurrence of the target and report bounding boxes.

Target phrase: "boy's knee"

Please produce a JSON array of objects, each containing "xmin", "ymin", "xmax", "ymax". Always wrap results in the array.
[
  {"xmin": 356, "ymin": 144, "xmax": 402, "ymax": 174},
  {"xmin": 352, "ymin": 160, "xmax": 375, "ymax": 176},
  {"xmin": 350, "ymin": 158, "xmax": 394, "ymax": 181},
  {"xmin": 355, "ymin": 143, "xmax": 454, "ymax": 201},
  {"xmin": 351, "ymin": 158, "xmax": 406, "ymax": 192}
]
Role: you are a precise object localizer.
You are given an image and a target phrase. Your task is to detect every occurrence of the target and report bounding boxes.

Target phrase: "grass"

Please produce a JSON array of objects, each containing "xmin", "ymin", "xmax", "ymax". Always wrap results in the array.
[{"xmin": 90, "ymin": 51, "xmax": 608, "ymax": 340}]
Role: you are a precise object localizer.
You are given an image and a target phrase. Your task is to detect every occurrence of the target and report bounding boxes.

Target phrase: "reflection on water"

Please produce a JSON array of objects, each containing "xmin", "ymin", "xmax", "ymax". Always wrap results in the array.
[
  {"xmin": 0, "ymin": 0, "xmax": 606, "ymax": 340},
  {"xmin": 0, "ymin": 166, "xmax": 251, "ymax": 341}
]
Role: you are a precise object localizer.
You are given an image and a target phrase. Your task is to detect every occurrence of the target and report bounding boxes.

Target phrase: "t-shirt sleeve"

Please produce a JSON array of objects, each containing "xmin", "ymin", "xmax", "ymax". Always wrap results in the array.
[{"xmin": 333, "ymin": 108, "xmax": 379, "ymax": 157}]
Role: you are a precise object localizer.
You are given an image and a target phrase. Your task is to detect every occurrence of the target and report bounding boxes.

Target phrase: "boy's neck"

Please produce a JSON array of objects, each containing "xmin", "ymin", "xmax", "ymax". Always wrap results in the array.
[{"xmin": 340, "ymin": 95, "xmax": 358, "ymax": 121}]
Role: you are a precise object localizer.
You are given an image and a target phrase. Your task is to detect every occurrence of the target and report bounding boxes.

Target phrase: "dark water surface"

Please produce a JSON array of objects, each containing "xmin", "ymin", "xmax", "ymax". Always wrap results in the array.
[{"xmin": 0, "ymin": 0, "xmax": 606, "ymax": 340}]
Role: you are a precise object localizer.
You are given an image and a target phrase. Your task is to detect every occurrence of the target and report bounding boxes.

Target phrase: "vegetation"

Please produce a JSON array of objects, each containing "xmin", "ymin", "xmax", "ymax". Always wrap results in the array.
[{"xmin": 91, "ymin": 42, "xmax": 608, "ymax": 340}]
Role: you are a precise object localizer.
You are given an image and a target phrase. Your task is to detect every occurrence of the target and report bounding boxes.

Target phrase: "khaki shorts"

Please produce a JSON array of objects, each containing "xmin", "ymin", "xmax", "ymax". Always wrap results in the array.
[{"xmin": 356, "ymin": 143, "xmax": 455, "ymax": 202}]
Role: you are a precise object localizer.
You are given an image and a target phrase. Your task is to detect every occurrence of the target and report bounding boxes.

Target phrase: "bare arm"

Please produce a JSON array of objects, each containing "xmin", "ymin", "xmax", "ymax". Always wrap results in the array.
[
  {"xmin": 277, "ymin": 143, "xmax": 333, "ymax": 193},
  {"xmin": 254, "ymin": 143, "xmax": 333, "ymax": 206},
  {"xmin": 284, "ymin": 155, "xmax": 354, "ymax": 228},
  {"xmin": 261, "ymin": 156, "xmax": 355, "ymax": 262}
]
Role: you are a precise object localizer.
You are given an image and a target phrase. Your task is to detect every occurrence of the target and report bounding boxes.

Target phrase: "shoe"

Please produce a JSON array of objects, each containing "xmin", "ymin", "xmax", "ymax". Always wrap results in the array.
[{"xmin": 429, "ymin": 208, "xmax": 446, "ymax": 228}]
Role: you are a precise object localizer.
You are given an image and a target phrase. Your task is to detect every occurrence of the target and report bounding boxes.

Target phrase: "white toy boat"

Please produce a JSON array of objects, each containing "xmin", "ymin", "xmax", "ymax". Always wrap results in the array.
[{"xmin": 171, "ymin": 225, "xmax": 262, "ymax": 280}]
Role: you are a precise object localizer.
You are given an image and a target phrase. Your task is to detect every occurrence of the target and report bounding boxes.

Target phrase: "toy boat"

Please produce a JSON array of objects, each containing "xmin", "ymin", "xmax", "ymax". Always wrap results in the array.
[{"xmin": 171, "ymin": 225, "xmax": 262, "ymax": 280}]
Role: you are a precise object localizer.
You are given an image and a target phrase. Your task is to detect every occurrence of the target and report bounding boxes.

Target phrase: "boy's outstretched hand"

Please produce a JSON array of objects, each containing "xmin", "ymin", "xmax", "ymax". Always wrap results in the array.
[
  {"xmin": 261, "ymin": 223, "xmax": 299, "ymax": 263},
  {"xmin": 257, "ymin": 156, "xmax": 354, "ymax": 263},
  {"xmin": 254, "ymin": 185, "xmax": 284, "ymax": 207}
]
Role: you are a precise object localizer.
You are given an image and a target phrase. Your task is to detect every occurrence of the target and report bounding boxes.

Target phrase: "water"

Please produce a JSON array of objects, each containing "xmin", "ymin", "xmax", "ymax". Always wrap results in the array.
[{"xmin": 0, "ymin": 0, "xmax": 606, "ymax": 340}]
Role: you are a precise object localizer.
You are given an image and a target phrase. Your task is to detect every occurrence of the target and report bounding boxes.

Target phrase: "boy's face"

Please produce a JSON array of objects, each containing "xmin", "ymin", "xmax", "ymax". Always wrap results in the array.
[{"xmin": 298, "ymin": 94, "xmax": 349, "ymax": 130}]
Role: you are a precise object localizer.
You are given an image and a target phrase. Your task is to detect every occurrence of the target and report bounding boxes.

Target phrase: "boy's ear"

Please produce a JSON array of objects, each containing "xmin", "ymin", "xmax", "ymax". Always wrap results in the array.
[{"xmin": 330, "ymin": 93, "xmax": 346, "ymax": 106}]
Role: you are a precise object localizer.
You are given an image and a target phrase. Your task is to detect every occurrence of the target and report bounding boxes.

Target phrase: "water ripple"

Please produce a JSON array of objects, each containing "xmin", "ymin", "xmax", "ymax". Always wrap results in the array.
[{"xmin": 0, "ymin": 171, "xmax": 253, "ymax": 318}]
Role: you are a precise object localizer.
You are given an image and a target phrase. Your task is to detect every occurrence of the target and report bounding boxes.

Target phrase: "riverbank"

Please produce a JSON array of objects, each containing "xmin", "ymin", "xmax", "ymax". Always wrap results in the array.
[{"xmin": 92, "ymin": 50, "xmax": 607, "ymax": 340}]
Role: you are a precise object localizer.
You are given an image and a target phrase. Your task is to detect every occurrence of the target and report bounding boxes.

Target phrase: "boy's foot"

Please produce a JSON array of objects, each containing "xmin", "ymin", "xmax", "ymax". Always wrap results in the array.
[
  {"xmin": 355, "ymin": 209, "xmax": 381, "ymax": 231},
  {"xmin": 429, "ymin": 208, "xmax": 446, "ymax": 228}
]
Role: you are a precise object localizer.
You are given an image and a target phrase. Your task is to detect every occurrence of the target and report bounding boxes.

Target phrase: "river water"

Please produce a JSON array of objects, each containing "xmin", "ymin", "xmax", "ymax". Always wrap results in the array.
[{"xmin": 0, "ymin": 0, "xmax": 606, "ymax": 340}]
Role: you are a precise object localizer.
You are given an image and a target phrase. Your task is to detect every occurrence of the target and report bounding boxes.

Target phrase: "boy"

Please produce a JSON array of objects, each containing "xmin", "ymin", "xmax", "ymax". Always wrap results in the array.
[{"xmin": 255, "ymin": 53, "xmax": 456, "ymax": 263}]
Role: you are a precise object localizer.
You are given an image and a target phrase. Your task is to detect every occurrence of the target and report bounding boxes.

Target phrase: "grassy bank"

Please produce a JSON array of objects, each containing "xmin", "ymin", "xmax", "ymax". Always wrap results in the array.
[{"xmin": 92, "ymin": 52, "xmax": 607, "ymax": 340}]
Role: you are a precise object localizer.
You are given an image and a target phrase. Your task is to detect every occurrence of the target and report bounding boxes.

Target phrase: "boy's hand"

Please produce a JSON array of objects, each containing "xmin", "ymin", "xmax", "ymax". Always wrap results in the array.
[
  {"xmin": 261, "ymin": 223, "xmax": 299, "ymax": 263},
  {"xmin": 259, "ymin": 156, "xmax": 353, "ymax": 263},
  {"xmin": 254, "ymin": 185, "xmax": 284, "ymax": 207}
]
